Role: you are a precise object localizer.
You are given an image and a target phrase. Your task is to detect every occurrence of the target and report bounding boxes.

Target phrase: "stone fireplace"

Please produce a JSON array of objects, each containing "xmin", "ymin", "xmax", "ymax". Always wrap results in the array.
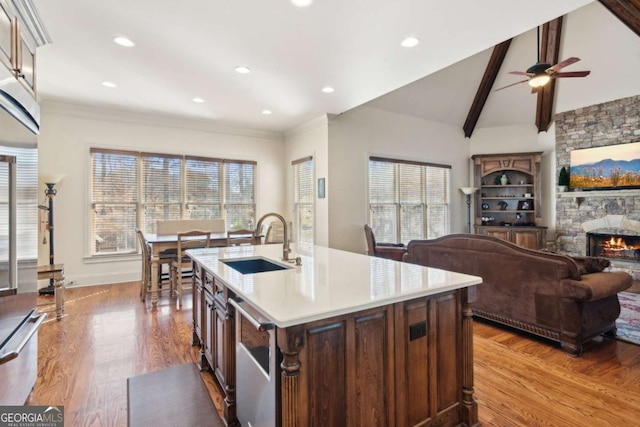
[{"xmin": 555, "ymin": 94, "xmax": 640, "ymax": 278}]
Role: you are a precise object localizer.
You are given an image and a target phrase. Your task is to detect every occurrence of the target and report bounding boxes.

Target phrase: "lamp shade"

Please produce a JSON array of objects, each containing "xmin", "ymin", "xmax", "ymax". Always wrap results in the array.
[
  {"xmin": 459, "ymin": 187, "xmax": 478, "ymax": 195},
  {"xmin": 40, "ymin": 174, "xmax": 65, "ymax": 185}
]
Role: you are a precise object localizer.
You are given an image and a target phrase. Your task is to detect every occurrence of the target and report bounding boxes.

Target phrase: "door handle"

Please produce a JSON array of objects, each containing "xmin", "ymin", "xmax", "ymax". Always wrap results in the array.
[
  {"xmin": 0, "ymin": 311, "xmax": 47, "ymax": 365},
  {"xmin": 228, "ymin": 298, "xmax": 273, "ymax": 332}
]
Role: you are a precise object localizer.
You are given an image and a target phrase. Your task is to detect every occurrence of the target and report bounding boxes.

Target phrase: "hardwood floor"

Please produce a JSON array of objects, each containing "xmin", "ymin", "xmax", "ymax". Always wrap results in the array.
[{"xmin": 27, "ymin": 282, "xmax": 640, "ymax": 426}]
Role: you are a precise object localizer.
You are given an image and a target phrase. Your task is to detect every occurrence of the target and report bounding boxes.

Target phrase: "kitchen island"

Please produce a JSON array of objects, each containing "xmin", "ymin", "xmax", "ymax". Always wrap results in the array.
[{"xmin": 187, "ymin": 243, "xmax": 482, "ymax": 427}]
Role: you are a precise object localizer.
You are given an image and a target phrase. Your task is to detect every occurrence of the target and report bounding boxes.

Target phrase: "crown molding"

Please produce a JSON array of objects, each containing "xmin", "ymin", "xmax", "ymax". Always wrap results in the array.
[
  {"xmin": 40, "ymin": 99, "xmax": 284, "ymax": 142},
  {"xmin": 284, "ymin": 114, "xmax": 331, "ymax": 140}
]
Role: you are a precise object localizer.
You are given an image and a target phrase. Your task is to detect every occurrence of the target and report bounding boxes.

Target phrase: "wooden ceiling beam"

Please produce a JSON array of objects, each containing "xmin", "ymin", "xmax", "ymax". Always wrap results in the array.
[
  {"xmin": 535, "ymin": 17, "xmax": 563, "ymax": 133},
  {"xmin": 599, "ymin": 0, "xmax": 640, "ymax": 38},
  {"xmin": 463, "ymin": 39, "xmax": 512, "ymax": 138}
]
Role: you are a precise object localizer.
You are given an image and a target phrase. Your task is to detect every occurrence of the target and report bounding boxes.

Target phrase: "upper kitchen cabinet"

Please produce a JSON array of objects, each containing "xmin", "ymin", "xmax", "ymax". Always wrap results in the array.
[
  {"xmin": 0, "ymin": 1, "xmax": 12, "ymax": 69},
  {"xmin": 0, "ymin": 0, "xmax": 50, "ymax": 96}
]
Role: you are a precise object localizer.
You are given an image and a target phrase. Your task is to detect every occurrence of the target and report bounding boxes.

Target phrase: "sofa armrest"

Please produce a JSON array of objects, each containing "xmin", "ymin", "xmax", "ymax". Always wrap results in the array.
[
  {"xmin": 375, "ymin": 246, "xmax": 406, "ymax": 261},
  {"xmin": 561, "ymin": 271, "xmax": 632, "ymax": 302}
]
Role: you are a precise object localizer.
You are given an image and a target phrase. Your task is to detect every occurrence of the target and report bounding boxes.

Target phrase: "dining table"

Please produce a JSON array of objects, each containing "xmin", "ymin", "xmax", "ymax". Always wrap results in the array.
[{"xmin": 143, "ymin": 232, "xmax": 228, "ymax": 307}]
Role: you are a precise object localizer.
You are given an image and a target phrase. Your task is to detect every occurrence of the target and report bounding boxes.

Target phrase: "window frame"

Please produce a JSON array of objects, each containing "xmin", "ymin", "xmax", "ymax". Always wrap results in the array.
[
  {"xmin": 368, "ymin": 155, "xmax": 451, "ymax": 245},
  {"xmin": 292, "ymin": 156, "xmax": 314, "ymax": 247},
  {"xmin": 89, "ymin": 148, "xmax": 256, "ymax": 257}
]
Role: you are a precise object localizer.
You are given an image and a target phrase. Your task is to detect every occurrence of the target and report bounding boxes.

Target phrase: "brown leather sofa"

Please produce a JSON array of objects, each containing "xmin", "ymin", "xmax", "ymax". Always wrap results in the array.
[{"xmin": 403, "ymin": 234, "xmax": 633, "ymax": 356}]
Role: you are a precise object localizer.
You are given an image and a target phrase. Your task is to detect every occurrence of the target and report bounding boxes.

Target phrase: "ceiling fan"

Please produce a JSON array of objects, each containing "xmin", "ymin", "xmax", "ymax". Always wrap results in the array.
[{"xmin": 495, "ymin": 27, "xmax": 591, "ymax": 92}]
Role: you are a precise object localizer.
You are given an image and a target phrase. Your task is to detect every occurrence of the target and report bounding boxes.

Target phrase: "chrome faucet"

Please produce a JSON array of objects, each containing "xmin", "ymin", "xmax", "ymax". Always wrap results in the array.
[{"xmin": 255, "ymin": 212, "xmax": 291, "ymax": 261}]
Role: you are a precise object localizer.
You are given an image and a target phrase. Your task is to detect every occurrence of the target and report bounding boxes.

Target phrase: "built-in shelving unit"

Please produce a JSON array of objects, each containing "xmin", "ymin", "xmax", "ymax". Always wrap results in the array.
[{"xmin": 471, "ymin": 152, "xmax": 547, "ymax": 250}]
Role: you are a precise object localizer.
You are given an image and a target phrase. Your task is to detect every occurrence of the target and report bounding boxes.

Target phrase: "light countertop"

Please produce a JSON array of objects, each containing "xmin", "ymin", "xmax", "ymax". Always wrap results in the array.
[{"xmin": 187, "ymin": 244, "xmax": 482, "ymax": 328}]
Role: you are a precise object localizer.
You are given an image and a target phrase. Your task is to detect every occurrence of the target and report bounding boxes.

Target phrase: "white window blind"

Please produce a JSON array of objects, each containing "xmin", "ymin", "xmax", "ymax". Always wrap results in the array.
[
  {"xmin": 186, "ymin": 156, "xmax": 222, "ymax": 220},
  {"xmin": 90, "ymin": 149, "xmax": 257, "ymax": 256},
  {"xmin": 141, "ymin": 153, "xmax": 182, "ymax": 233},
  {"xmin": 0, "ymin": 146, "xmax": 38, "ymax": 261},
  {"xmin": 369, "ymin": 156, "xmax": 450, "ymax": 245},
  {"xmin": 91, "ymin": 148, "xmax": 138, "ymax": 255},
  {"xmin": 292, "ymin": 156, "xmax": 314, "ymax": 246},
  {"xmin": 224, "ymin": 160, "xmax": 256, "ymax": 230}
]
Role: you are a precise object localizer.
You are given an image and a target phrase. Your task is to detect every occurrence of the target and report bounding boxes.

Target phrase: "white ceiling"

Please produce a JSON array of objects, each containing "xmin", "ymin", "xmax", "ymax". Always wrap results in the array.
[
  {"xmin": 365, "ymin": 1, "xmax": 640, "ymax": 132},
  {"xmin": 34, "ymin": 0, "xmax": 629, "ymax": 135}
]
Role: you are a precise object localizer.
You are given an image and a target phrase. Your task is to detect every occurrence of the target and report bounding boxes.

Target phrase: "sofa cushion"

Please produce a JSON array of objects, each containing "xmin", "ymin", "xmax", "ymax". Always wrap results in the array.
[{"xmin": 569, "ymin": 256, "xmax": 611, "ymax": 275}]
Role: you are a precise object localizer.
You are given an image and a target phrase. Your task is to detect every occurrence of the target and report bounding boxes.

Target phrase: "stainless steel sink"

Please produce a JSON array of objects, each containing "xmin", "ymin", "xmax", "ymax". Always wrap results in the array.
[{"xmin": 221, "ymin": 257, "xmax": 292, "ymax": 274}]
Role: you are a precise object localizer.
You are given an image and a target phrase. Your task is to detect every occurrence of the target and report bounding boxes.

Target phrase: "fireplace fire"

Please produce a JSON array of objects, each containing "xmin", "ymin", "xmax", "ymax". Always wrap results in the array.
[{"xmin": 587, "ymin": 232, "xmax": 640, "ymax": 262}]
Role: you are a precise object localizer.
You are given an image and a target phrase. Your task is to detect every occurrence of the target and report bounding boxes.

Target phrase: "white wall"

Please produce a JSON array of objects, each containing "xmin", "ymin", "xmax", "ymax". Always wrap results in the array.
[
  {"xmin": 284, "ymin": 115, "xmax": 330, "ymax": 247},
  {"xmin": 327, "ymin": 106, "xmax": 471, "ymax": 254},
  {"xmin": 37, "ymin": 102, "xmax": 285, "ymax": 287}
]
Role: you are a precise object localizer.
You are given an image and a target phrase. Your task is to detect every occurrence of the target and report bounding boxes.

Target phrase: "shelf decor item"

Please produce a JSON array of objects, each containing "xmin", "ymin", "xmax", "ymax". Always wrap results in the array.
[
  {"xmin": 495, "ymin": 172, "xmax": 510, "ymax": 185},
  {"xmin": 558, "ymin": 166, "xmax": 569, "ymax": 192}
]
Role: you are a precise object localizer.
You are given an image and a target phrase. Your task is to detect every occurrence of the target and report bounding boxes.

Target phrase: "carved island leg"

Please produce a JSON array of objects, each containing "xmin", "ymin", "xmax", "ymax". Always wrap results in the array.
[
  {"xmin": 150, "ymin": 253, "xmax": 160, "ymax": 307},
  {"xmin": 278, "ymin": 326, "xmax": 305, "ymax": 427},
  {"xmin": 224, "ymin": 306, "xmax": 238, "ymax": 426},
  {"xmin": 461, "ymin": 287, "xmax": 479, "ymax": 426}
]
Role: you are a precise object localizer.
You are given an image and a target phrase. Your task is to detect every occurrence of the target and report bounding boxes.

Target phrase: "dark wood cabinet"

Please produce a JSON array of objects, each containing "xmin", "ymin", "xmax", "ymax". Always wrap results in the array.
[
  {"xmin": 277, "ymin": 288, "xmax": 477, "ymax": 427},
  {"xmin": 191, "ymin": 255, "xmax": 477, "ymax": 427},
  {"xmin": 477, "ymin": 225, "xmax": 546, "ymax": 250},
  {"xmin": 472, "ymin": 152, "xmax": 547, "ymax": 249},
  {"xmin": 191, "ymin": 264, "xmax": 236, "ymax": 423}
]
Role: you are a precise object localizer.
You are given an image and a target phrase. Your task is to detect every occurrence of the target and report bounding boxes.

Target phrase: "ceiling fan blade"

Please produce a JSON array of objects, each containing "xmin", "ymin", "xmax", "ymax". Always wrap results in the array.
[
  {"xmin": 547, "ymin": 57, "xmax": 580, "ymax": 73},
  {"xmin": 508, "ymin": 71, "xmax": 531, "ymax": 76},
  {"xmin": 494, "ymin": 79, "xmax": 529, "ymax": 92},
  {"xmin": 555, "ymin": 71, "xmax": 591, "ymax": 78}
]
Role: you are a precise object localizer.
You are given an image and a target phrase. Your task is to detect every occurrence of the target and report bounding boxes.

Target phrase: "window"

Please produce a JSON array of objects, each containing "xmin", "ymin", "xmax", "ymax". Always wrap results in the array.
[
  {"xmin": 368, "ymin": 156, "xmax": 450, "ymax": 244},
  {"xmin": 90, "ymin": 148, "xmax": 256, "ymax": 256},
  {"xmin": 292, "ymin": 156, "xmax": 314, "ymax": 247},
  {"xmin": 0, "ymin": 146, "xmax": 38, "ymax": 261}
]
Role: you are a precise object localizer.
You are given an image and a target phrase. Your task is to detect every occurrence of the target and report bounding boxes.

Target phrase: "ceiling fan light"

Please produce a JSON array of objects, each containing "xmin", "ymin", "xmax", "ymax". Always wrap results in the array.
[{"xmin": 528, "ymin": 74, "xmax": 551, "ymax": 88}]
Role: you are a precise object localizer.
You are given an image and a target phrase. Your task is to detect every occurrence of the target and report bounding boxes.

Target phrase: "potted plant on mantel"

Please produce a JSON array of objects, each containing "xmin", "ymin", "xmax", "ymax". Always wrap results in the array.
[{"xmin": 558, "ymin": 166, "xmax": 569, "ymax": 192}]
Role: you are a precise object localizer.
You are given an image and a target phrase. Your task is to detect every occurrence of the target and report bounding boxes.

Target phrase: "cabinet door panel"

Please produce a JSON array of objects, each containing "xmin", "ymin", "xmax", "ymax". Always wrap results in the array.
[
  {"xmin": 213, "ymin": 303, "xmax": 226, "ymax": 388},
  {"xmin": 482, "ymin": 229, "xmax": 511, "ymax": 242},
  {"xmin": 204, "ymin": 292, "xmax": 214, "ymax": 367},
  {"xmin": 513, "ymin": 229, "xmax": 543, "ymax": 250},
  {"xmin": 0, "ymin": 4, "xmax": 11, "ymax": 68}
]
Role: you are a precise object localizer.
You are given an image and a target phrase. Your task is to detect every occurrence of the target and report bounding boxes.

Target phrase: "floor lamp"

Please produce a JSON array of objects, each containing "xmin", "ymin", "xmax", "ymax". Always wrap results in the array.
[
  {"xmin": 460, "ymin": 187, "xmax": 478, "ymax": 234},
  {"xmin": 39, "ymin": 175, "xmax": 64, "ymax": 295}
]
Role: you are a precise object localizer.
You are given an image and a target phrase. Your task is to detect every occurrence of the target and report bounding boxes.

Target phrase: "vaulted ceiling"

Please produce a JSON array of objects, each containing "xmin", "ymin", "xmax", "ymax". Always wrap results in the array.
[
  {"xmin": 364, "ymin": 0, "xmax": 640, "ymax": 139},
  {"xmin": 461, "ymin": 0, "xmax": 640, "ymax": 138}
]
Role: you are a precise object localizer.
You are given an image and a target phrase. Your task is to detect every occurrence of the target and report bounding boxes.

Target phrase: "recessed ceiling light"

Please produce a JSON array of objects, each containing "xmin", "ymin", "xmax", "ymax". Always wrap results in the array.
[
  {"xmin": 291, "ymin": 0, "xmax": 313, "ymax": 7},
  {"xmin": 192, "ymin": 97, "xmax": 205, "ymax": 103},
  {"xmin": 401, "ymin": 37, "xmax": 420, "ymax": 48},
  {"xmin": 101, "ymin": 81, "xmax": 117, "ymax": 88},
  {"xmin": 234, "ymin": 66, "xmax": 251, "ymax": 74},
  {"xmin": 113, "ymin": 36, "xmax": 135, "ymax": 47},
  {"xmin": 321, "ymin": 86, "xmax": 335, "ymax": 93},
  {"xmin": 262, "ymin": 110, "xmax": 272, "ymax": 115}
]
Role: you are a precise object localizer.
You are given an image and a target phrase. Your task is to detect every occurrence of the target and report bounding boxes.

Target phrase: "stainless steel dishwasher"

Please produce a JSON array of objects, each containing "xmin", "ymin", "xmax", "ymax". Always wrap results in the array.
[{"xmin": 229, "ymin": 298, "xmax": 281, "ymax": 427}]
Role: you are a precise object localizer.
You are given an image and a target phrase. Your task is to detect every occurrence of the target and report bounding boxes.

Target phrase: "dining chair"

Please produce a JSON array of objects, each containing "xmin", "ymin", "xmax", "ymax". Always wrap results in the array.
[
  {"xmin": 171, "ymin": 230, "xmax": 211, "ymax": 308},
  {"xmin": 264, "ymin": 221, "xmax": 285, "ymax": 244},
  {"xmin": 363, "ymin": 224, "xmax": 406, "ymax": 261},
  {"xmin": 226, "ymin": 229, "xmax": 257, "ymax": 246},
  {"xmin": 136, "ymin": 229, "xmax": 173, "ymax": 302}
]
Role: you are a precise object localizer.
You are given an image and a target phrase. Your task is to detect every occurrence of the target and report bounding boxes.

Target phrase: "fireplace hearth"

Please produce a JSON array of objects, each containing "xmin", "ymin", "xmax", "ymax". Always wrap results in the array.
[{"xmin": 587, "ymin": 232, "xmax": 640, "ymax": 262}]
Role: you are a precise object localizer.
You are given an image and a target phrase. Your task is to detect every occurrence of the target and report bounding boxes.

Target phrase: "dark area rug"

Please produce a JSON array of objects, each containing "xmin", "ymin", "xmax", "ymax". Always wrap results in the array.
[{"xmin": 616, "ymin": 292, "xmax": 640, "ymax": 346}]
